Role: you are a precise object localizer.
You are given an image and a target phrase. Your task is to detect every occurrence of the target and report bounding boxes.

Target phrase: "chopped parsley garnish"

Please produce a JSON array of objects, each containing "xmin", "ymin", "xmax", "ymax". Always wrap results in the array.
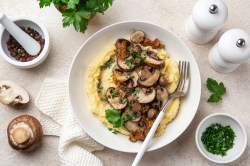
[
  {"xmin": 101, "ymin": 97, "xmax": 107, "ymax": 102},
  {"xmin": 201, "ymin": 123, "xmax": 236, "ymax": 156},
  {"xmin": 97, "ymin": 79, "xmax": 103, "ymax": 93},
  {"xmin": 108, "ymin": 128, "xmax": 118, "ymax": 134},
  {"xmin": 125, "ymin": 51, "xmax": 146, "ymax": 69},
  {"xmin": 132, "ymin": 89, "xmax": 139, "ymax": 95},
  {"xmin": 100, "ymin": 58, "xmax": 115, "ymax": 70},
  {"xmin": 110, "ymin": 91, "xmax": 120, "ymax": 98}
]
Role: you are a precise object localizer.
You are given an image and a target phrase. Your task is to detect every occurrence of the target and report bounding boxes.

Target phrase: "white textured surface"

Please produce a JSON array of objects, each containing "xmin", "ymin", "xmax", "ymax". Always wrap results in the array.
[
  {"xmin": 0, "ymin": 0, "xmax": 249, "ymax": 166},
  {"xmin": 36, "ymin": 78, "xmax": 103, "ymax": 166}
]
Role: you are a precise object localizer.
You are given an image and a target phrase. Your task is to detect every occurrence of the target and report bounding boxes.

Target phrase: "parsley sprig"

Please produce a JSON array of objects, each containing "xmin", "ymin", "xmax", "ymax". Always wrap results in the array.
[
  {"xmin": 105, "ymin": 109, "xmax": 135, "ymax": 128},
  {"xmin": 39, "ymin": 0, "xmax": 114, "ymax": 33},
  {"xmin": 206, "ymin": 78, "xmax": 226, "ymax": 103}
]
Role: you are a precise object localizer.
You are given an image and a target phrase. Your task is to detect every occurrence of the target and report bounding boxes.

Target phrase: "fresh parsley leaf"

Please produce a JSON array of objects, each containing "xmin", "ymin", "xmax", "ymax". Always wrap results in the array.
[
  {"xmin": 105, "ymin": 109, "xmax": 124, "ymax": 128},
  {"xmin": 39, "ymin": 0, "xmax": 53, "ymax": 8},
  {"xmin": 208, "ymin": 94, "xmax": 221, "ymax": 103},
  {"xmin": 67, "ymin": 0, "xmax": 80, "ymax": 9},
  {"xmin": 206, "ymin": 78, "xmax": 226, "ymax": 103},
  {"xmin": 100, "ymin": 58, "xmax": 115, "ymax": 70},
  {"xmin": 40, "ymin": 0, "xmax": 114, "ymax": 33}
]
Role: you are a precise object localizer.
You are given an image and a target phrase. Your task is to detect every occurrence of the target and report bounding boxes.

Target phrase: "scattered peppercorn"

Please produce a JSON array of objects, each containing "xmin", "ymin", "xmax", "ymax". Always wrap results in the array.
[{"xmin": 6, "ymin": 27, "xmax": 44, "ymax": 62}]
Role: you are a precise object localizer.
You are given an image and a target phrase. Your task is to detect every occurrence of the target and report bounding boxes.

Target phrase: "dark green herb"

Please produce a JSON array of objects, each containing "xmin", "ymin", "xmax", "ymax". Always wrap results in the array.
[
  {"xmin": 100, "ymin": 58, "xmax": 115, "ymax": 70},
  {"xmin": 206, "ymin": 78, "xmax": 226, "ymax": 103},
  {"xmin": 132, "ymin": 89, "xmax": 139, "ymax": 95},
  {"xmin": 105, "ymin": 109, "xmax": 135, "ymax": 128},
  {"xmin": 105, "ymin": 109, "xmax": 124, "ymax": 128},
  {"xmin": 97, "ymin": 79, "xmax": 103, "ymax": 93},
  {"xmin": 101, "ymin": 97, "xmax": 107, "ymax": 102},
  {"xmin": 39, "ymin": 0, "xmax": 114, "ymax": 33},
  {"xmin": 201, "ymin": 123, "xmax": 236, "ymax": 156},
  {"xmin": 125, "ymin": 51, "xmax": 146, "ymax": 69},
  {"xmin": 108, "ymin": 128, "xmax": 118, "ymax": 134},
  {"xmin": 110, "ymin": 91, "xmax": 120, "ymax": 98}
]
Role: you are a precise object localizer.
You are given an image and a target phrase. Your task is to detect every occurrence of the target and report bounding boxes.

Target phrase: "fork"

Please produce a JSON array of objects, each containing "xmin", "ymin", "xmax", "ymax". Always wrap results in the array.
[{"xmin": 132, "ymin": 61, "xmax": 190, "ymax": 166}]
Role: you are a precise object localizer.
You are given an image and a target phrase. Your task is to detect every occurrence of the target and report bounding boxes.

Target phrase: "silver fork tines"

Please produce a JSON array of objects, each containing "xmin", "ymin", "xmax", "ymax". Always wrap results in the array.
[{"xmin": 176, "ymin": 61, "xmax": 189, "ymax": 96}]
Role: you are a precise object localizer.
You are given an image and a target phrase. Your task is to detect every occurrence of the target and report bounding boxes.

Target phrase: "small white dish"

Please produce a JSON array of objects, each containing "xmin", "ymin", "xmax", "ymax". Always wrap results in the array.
[
  {"xmin": 0, "ymin": 16, "xmax": 50, "ymax": 69},
  {"xmin": 69, "ymin": 21, "xmax": 201, "ymax": 153},
  {"xmin": 196, "ymin": 113, "xmax": 247, "ymax": 164}
]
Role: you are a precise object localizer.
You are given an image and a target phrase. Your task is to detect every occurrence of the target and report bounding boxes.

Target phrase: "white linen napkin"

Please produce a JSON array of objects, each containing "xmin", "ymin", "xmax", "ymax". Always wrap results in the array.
[{"xmin": 35, "ymin": 78, "xmax": 104, "ymax": 166}]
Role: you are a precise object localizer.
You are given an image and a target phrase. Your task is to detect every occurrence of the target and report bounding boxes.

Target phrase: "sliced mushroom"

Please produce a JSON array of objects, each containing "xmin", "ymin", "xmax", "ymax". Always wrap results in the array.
[
  {"xmin": 117, "ymin": 56, "xmax": 135, "ymax": 71},
  {"xmin": 115, "ymin": 39, "xmax": 133, "ymax": 60},
  {"xmin": 130, "ymin": 71, "xmax": 139, "ymax": 87},
  {"xmin": 0, "ymin": 81, "xmax": 30, "ymax": 108},
  {"xmin": 112, "ymin": 66, "xmax": 130, "ymax": 86},
  {"xmin": 137, "ymin": 66, "xmax": 160, "ymax": 87},
  {"xmin": 136, "ymin": 87, "xmax": 156, "ymax": 104},
  {"xmin": 147, "ymin": 108, "xmax": 158, "ymax": 119},
  {"xmin": 106, "ymin": 87, "xmax": 127, "ymax": 110},
  {"xmin": 124, "ymin": 120, "xmax": 145, "ymax": 132},
  {"xmin": 142, "ymin": 51, "xmax": 165, "ymax": 69},
  {"xmin": 127, "ymin": 45, "xmax": 142, "ymax": 54},
  {"xmin": 159, "ymin": 75, "xmax": 167, "ymax": 87},
  {"xmin": 130, "ymin": 30, "xmax": 145, "ymax": 44},
  {"xmin": 156, "ymin": 86, "xmax": 169, "ymax": 108},
  {"xmin": 7, "ymin": 115, "xmax": 43, "ymax": 151}
]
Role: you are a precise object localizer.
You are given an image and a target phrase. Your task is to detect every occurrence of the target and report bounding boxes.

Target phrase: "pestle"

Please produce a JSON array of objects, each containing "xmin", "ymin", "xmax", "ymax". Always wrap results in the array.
[{"xmin": 0, "ymin": 13, "xmax": 41, "ymax": 56}]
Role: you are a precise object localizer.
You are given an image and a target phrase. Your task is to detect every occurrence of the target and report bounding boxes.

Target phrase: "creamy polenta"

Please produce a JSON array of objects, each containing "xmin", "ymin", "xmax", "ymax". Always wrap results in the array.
[{"xmin": 86, "ymin": 44, "xmax": 180, "ymax": 137}]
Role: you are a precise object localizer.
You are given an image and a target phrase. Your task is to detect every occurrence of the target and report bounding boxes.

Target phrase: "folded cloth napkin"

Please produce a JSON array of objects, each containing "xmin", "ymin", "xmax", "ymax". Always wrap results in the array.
[{"xmin": 35, "ymin": 78, "xmax": 104, "ymax": 166}]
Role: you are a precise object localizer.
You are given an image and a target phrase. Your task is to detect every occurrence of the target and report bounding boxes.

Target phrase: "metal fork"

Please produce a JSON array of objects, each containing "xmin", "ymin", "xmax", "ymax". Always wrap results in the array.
[{"xmin": 132, "ymin": 61, "xmax": 190, "ymax": 166}]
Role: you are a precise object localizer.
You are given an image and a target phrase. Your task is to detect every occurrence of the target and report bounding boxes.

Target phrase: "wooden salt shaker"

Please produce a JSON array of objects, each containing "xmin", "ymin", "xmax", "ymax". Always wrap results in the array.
[
  {"xmin": 209, "ymin": 29, "xmax": 250, "ymax": 73},
  {"xmin": 185, "ymin": 0, "xmax": 228, "ymax": 44}
]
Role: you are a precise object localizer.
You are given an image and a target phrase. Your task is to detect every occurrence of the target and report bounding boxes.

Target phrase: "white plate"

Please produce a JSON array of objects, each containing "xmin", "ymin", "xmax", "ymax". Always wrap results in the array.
[
  {"xmin": 196, "ymin": 113, "xmax": 247, "ymax": 164},
  {"xmin": 69, "ymin": 21, "xmax": 201, "ymax": 153}
]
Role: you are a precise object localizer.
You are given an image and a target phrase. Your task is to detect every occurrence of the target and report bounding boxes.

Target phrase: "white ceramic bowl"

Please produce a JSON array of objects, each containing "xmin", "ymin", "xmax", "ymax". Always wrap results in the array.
[
  {"xmin": 196, "ymin": 113, "xmax": 247, "ymax": 164},
  {"xmin": 69, "ymin": 21, "xmax": 201, "ymax": 153},
  {"xmin": 0, "ymin": 16, "xmax": 50, "ymax": 69}
]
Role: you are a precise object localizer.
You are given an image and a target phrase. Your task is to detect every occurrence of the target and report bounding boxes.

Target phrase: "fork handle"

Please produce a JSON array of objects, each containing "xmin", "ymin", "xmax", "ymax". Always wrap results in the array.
[{"xmin": 132, "ymin": 97, "xmax": 174, "ymax": 166}]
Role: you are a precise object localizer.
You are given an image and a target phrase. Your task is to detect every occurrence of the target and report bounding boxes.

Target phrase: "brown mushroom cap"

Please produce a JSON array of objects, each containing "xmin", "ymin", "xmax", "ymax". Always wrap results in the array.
[
  {"xmin": 112, "ymin": 66, "xmax": 130, "ymax": 86},
  {"xmin": 0, "ymin": 81, "xmax": 30, "ymax": 108},
  {"xmin": 115, "ymin": 38, "xmax": 133, "ymax": 60},
  {"xmin": 147, "ymin": 108, "xmax": 158, "ymax": 119},
  {"xmin": 117, "ymin": 56, "xmax": 135, "ymax": 71},
  {"xmin": 137, "ymin": 66, "xmax": 160, "ymax": 87},
  {"xmin": 106, "ymin": 87, "xmax": 127, "ymax": 110},
  {"xmin": 136, "ymin": 87, "xmax": 156, "ymax": 104},
  {"xmin": 142, "ymin": 51, "xmax": 165, "ymax": 69},
  {"xmin": 7, "ymin": 115, "xmax": 43, "ymax": 151},
  {"xmin": 130, "ymin": 30, "xmax": 145, "ymax": 44},
  {"xmin": 124, "ymin": 121, "xmax": 145, "ymax": 132},
  {"xmin": 159, "ymin": 75, "xmax": 167, "ymax": 87}
]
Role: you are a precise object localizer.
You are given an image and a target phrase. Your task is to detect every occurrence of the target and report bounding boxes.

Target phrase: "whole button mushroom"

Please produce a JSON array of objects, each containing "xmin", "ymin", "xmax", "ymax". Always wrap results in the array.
[
  {"xmin": 7, "ymin": 115, "xmax": 43, "ymax": 151},
  {"xmin": 0, "ymin": 81, "xmax": 30, "ymax": 108},
  {"xmin": 130, "ymin": 30, "xmax": 145, "ymax": 44}
]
